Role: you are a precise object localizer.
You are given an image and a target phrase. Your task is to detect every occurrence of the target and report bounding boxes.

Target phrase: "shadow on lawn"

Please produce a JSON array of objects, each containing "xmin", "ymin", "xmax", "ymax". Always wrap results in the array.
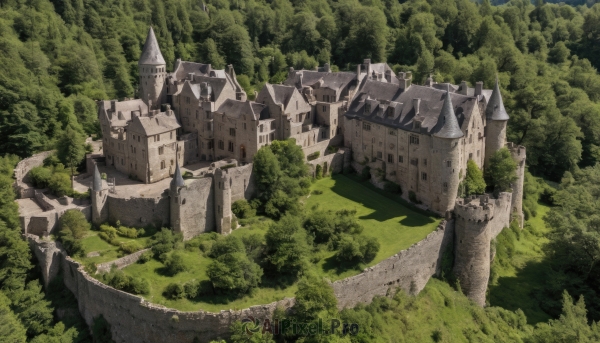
[
  {"xmin": 321, "ymin": 254, "xmax": 364, "ymax": 275},
  {"xmin": 488, "ymin": 258, "xmax": 553, "ymax": 325},
  {"xmin": 329, "ymin": 174, "xmax": 436, "ymax": 227}
]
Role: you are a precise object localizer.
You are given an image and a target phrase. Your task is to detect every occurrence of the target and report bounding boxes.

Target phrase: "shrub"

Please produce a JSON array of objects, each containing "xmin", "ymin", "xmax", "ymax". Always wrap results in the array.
[
  {"xmin": 129, "ymin": 277, "xmax": 150, "ymax": 295},
  {"xmin": 101, "ymin": 172, "xmax": 107, "ymax": 180},
  {"xmin": 207, "ymin": 253, "xmax": 263, "ymax": 294},
  {"xmin": 383, "ymin": 181, "xmax": 401, "ymax": 194},
  {"xmin": 360, "ymin": 166, "xmax": 371, "ymax": 181},
  {"xmin": 307, "ymin": 151, "xmax": 320, "ymax": 161},
  {"xmin": 182, "ymin": 171, "xmax": 194, "ymax": 179},
  {"xmin": 151, "ymin": 228, "xmax": 178, "ymax": 258},
  {"xmin": 315, "ymin": 164, "xmax": 323, "ymax": 179},
  {"xmin": 29, "ymin": 166, "xmax": 52, "ymax": 188},
  {"xmin": 231, "ymin": 200, "xmax": 256, "ymax": 219},
  {"xmin": 335, "ymin": 235, "xmax": 380, "ymax": 264},
  {"xmin": 101, "ymin": 267, "xmax": 149, "ymax": 295},
  {"xmin": 264, "ymin": 215, "xmax": 310, "ymax": 274},
  {"xmin": 311, "ymin": 189, "xmax": 323, "ymax": 195},
  {"xmin": 163, "ymin": 283, "xmax": 185, "ymax": 300},
  {"xmin": 183, "ymin": 279, "xmax": 201, "ymax": 299},
  {"xmin": 99, "ymin": 225, "xmax": 118, "ymax": 245},
  {"xmin": 49, "ymin": 172, "xmax": 71, "ymax": 197},
  {"xmin": 138, "ymin": 250, "xmax": 153, "ymax": 264},
  {"xmin": 120, "ymin": 241, "xmax": 143, "ymax": 254},
  {"xmin": 164, "ymin": 251, "xmax": 187, "ymax": 275},
  {"xmin": 465, "ymin": 160, "xmax": 486, "ymax": 196},
  {"xmin": 58, "ymin": 210, "xmax": 90, "ymax": 256},
  {"xmin": 117, "ymin": 226, "xmax": 138, "ymax": 238},
  {"xmin": 209, "ymin": 235, "xmax": 245, "ymax": 258}
]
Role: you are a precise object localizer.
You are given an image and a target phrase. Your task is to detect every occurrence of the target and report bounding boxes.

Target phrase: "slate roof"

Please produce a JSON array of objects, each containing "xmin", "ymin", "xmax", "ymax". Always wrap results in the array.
[
  {"xmin": 284, "ymin": 70, "xmax": 357, "ymax": 96},
  {"xmin": 265, "ymin": 84, "xmax": 295, "ymax": 108},
  {"xmin": 434, "ymin": 91, "xmax": 464, "ymax": 139},
  {"xmin": 128, "ymin": 112, "xmax": 181, "ymax": 135},
  {"xmin": 139, "ymin": 27, "xmax": 165, "ymax": 65},
  {"xmin": 345, "ymin": 80, "xmax": 476, "ymax": 137},
  {"xmin": 170, "ymin": 162, "xmax": 185, "ymax": 189},
  {"xmin": 485, "ymin": 79, "xmax": 510, "ymax": 121},
  {"xmin": 216, "ymin": 99, "xmax": 269, "ymax": 120},
  {"xmin": 92, "ymin": 164, "xmax": 102, "ymax": 192}
]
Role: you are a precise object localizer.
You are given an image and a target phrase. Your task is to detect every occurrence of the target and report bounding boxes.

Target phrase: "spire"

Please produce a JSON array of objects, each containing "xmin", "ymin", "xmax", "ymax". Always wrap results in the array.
[
  {"xmin": 92, "ymin": 164, "xmax": 102, "ymax": 192},
  {"xmin": 139, "ymin": 27, "xmax": 165, "ymax": 66},
  {"xmin": 434, "ymin": 91, "xmax": 464, "ymax": 139},
  {"xmin": 170, "ymin": 162, "xmax": 185, "ymax": 190},
  {"xmin": 485, "ymin": 77, "xmax": 509, "ymax": 121}
]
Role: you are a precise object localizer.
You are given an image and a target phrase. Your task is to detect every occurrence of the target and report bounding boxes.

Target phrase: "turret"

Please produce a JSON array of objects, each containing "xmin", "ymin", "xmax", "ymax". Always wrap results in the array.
[
  {"xmin": 214, "ymin": 168, "xmax": 232, "ymax": 235},
  {"xmin": 169, "ymin": 162, "xmax": 185, "ymax": 233},
  {"xmin": 508, "ymin": 143, "xmax": 526, "ymax": 227},
  {"xmin": 484, "ymin": 78, "xmax": 509, "ymax": 168},
  {"xmin": 139, "ymin": 27, "xmax": 166, "ymax": 110},
  {"xmin": 432, "ymin": 91, "xmax": 464, "ymax": 216},
  {"xmin": 91, "ymin": 165, "xmax": 108, "ymax": 225}
]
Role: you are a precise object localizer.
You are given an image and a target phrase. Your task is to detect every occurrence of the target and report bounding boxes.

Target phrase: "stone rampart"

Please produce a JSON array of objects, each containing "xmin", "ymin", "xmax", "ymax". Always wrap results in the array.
[
  {"xmin": 308, "ymin": 150, "xmax": 345, "ymax": 176},
  {"xmin": 177, "ymin": 177, "xmax": 215, "ymax": 240},
  {"xmin": 332, "ymin": 220, "xmax": 453, "ymax": 309},
  {"xmin": 13, "ymin": 151, "xmax": 54, "ymax": 198},
  {"xmin": 96, "ymin": 249, "xmax": 151, "ymax": 273},
  {"xmin": 225, "ymin": 163, "xmax": 256, "ymax": 203},
  {"xmin": 35, "ymin": 190, "xmax": 55, "ymax": 211},
  {"xmin": 106, "ymin": 194, "xmax": 169, "ymax": 228}
]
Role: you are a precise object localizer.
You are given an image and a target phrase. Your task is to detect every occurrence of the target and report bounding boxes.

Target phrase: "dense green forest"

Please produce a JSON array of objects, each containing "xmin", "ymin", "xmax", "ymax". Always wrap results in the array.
[{"xmin": 2, "ymin": 0, "xmax": 600, "ymax": 341}]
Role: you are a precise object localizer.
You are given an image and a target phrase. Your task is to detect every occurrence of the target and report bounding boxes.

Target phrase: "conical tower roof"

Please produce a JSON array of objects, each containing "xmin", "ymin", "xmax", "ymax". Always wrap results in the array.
[
  {"xmin": 139, "ymin": 27, "xmax": 166, "ymax": 66},
  {"xmin": 170, "ymin": 162, "xmax": 185, "ymax": 189},
  {"xmin": 485, "ymin": 78, "xmax": 509, "ymax": 121},
  {"xmin": 92, "ymin": 164, "xmax": 103, "ymax": 192},
  {"xmin": 434, "ymin": 91, "xmax": 464, "ymax": 139}
]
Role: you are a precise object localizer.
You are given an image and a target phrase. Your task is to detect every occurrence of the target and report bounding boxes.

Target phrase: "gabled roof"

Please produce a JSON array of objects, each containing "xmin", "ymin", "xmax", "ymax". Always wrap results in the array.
[
  {"xmin": 284, "ymin": 70, "xmax": 356, "ymax": 93},
  {"xmin": 485, "ymin": 79, "xmax": 510, "ymax": 121},
  {"xmin": 216, "ymin": 99, "xmax": 269, "ymax": 120},
  {"xmin": 139, "ymin": 27, "xmax": 165, "ymax": 66},
  {"xmin": 128, "ymin": 112, "xmax": 181, "ymax": 136},
  {"xmin": 345, "ymin": 81, "xmax": 475, "ymax": 137},
  {"xmin": 434, "ymin": 92, "xmax": 464, "ymax": 139}
]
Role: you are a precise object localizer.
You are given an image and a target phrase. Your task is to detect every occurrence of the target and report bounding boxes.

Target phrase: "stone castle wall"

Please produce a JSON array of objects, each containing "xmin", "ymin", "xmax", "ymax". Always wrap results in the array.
[
  {"xmin": 13, "ymin": 151, "xmax": 54, "ymax": 198},
  {"xmin": 225, "ymin": 163, "xmax": 256, "ymax": 202},
  {"xmin": 106, "ymin": 194, "xmax": 170, "ymax": 228},
  {"xmin": 332, "ymin": 220, "xmax": 453, "ymax": 309},
  {"xmin": 178, "ymin": 177, "xmax": 215, "ymax": 240},
  {"xmin": 96, "ymin": 248, "xmax": 150, "ymax": 273},
  {"xmin": 308, "ymin": 150, "xmax": 345, "ymax": 177}
]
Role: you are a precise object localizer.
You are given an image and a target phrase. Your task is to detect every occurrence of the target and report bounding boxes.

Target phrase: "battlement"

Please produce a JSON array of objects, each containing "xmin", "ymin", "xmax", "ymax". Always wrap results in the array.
[
  {"xmin": 506, "ymin": 142, "xmax": 526, "ymax": 163},
  {"xmin": 454, "ymin": 194, "xmax": 495, "ymax": 222}
]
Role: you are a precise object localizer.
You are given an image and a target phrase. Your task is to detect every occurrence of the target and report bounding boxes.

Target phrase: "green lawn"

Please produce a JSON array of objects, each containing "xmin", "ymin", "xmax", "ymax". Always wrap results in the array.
[
  {"xmin": 307, "ymin": 175, "xmax": 440, "ymax": 279},
  {"xmin": 75, "ymin": 231, "xmax": 152, "ymax": 264},
  {"xmin": 117, "ymin": 175, "xmax": 439, "ymax": 312},
  {"xmin": 488, "ymin": 202, "xmax": 552, "ymax": 324}
]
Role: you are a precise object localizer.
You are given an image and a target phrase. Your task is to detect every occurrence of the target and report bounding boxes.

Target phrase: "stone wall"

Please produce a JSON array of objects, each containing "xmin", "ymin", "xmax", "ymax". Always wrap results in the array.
[
  {"xmin": 13, "ymin": 151, "xmax": 54, "ymax": 198},
  {"xmin": 96, "ymin": 249, "xmax": 150, "ymax": 273},
  {"xmin": 106, "ymin": 194, "xmax": 169, "ymax": 228},
  {"xmin": 226, "ymin": 163, "xmax": 256, "ymax": 202},
  {"xmin": 177, "ymin": 177, "xmax": 215, "ymax": 240},
  {"xmin": 35, "ymin": 190, "xmax": 55, "ymax": 211},
  {"xmin": 332, "ymin": 220, "xmax": 453, "ymax": 309},
  {"xmin": 308, "ymin": 150, "xmax": 345, "ymax": 177}
]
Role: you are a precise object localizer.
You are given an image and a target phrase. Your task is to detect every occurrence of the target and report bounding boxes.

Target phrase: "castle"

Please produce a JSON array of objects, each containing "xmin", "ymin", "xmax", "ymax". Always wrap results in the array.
[{"xmin": 15, "ymin": 27, "xmax": 527, "ymax": 337}]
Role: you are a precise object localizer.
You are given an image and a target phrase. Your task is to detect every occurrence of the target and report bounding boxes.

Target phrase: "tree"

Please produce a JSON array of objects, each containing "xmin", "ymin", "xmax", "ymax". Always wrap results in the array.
[
  {"xmin": 56, "ymin": 126, "xmax": 85, "ymax": 189},
  {"xmin": 207, "ymin": 252, "xmax": 263, "ymax": 294},
  {"xmin": 209, "ymin": 235, "xmax": 245, "ymax": 258},
  {"xmin": 264, "ymin": 215, "xmax": 309, "ymax": 275},
  {"xmin": 486, "ymin": 148, "xmax": 517, "ymax": 195},
  {"xmin": 293, "ymin": 274, "xmax": 337, "ymax": 322},
  {"xmin": 58, "ymin": 210, "xmax": 89, "ymax": 257},
  {"xmin": 164, "ymin": 251, "xmax": 187, "ymax": 275},
  {"xmin": 465, "ymin": 160, "xmax": 486, "ymax": 196},
  {"xmin": 0, "ymin": 292, "xmax": 27, "ymax": 343}
]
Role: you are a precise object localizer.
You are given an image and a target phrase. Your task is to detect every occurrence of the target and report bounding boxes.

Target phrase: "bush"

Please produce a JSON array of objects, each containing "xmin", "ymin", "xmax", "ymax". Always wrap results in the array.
[
  {"xmin": 183, "ymin": 279, "xmax": 201, "ymax": 299},
  {"xmin": 383, "ymin": 181, "xmax": 401, "ymax": 194},
  {"xmin": 315, "ymin": 164, "xmax": 323, "ymax": 179},
  {"xmin": 151, "ymin": 228, "xmax": 178, "ymax": 258},
  {"xmin": 335, "ymin": 235, "xmax": 380, "ymax": 264},
  {"xmin": 49, "ymin": 172, "xmax": 71, "ymax": 197},
  {"xmin": 117, "ymin": 226, "xmax": 138, "ymax": 238},
  {"xmin": 164, "ymin": 251, "xmax": 187, "ymax": 275},
  {"xmin": 120, "ymin": 241, "xmax": 143, "ymax": 254},
  {"xmin": 207, "ymin": 252, "xmax": 263, "ymax": 294},
  {"xmin": 129, "ymin": 277, "xmax": 150, "ymax": 295},
  {"xmin": 360, "ymin": 166, "xmax": 371, "ymax": 181},
  {"xmin": 231, "ymin": 200, "xmax": 256, "ymax": 219},
  {"xmin": 163, "ymin": 283, "xmax": 185, "ymax": 300},
  {"xmin": 58, "ymin": 210, "xmax": 90, "ymax": 256},
  {"xmin": 100, "ymin": 267, "xmax": 149, "ymax": 295},
  {"xmin": 138, "ymin": 250, "xmax": 153, "ymax": 264},
  {"xmin": 99, "ymin": 225, "xmax": 118, "ymax": 245},
  {"xmin": 29, "ymin": 166, "xmax": 52, "ymax": 188},
  {"xmin": 209, "ymin": 235, "xmax": 245, "ymax": 258},
  {"xmin": 307, "ymin": 151, "xmax": 320, "ymax": 161},
  {"xmin": 311, "ymin": 189, "xmax": 323, "ymax": 195}
]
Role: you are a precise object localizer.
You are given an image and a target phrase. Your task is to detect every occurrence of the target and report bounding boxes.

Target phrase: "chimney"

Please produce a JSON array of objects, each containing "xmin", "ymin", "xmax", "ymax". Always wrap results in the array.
[
  {"xmin": 356, "ymin": 64, "xmax": 361, "ymax": 77},
  {"xmin": 475, "ymin": 81, "xmax": 483, "ymax": 96},
  {"xmin": 364, "ymin": 59, "xmax": 372, "ymax": 79},
  {"xmin": 324, "ymin": 63, "xmax": 331, "ymax": 73},
  {"xmin": 206, "ymin": 64, "xmax": 212, "ymax": 76},
  {"xmin": 111, "ymin": 100, "xmax": 117, "ymax": 112},
  {"xmin": 460, "ymin": 81, "xmax": 468, "ymax": 95},
  {"xmin": 188, "ymin": 73, "xmax": 194, "ymax": 82},
  {"xmin": 413, "ymin": 98, "xmax": 421, "ymax": 115},
  {"xmin": 385, "ymin": 70, "xmax": 392, "ymax": 83},
  {"xmin": 297, "ymin": 73, "xmax": 303, "ymax": 87}
]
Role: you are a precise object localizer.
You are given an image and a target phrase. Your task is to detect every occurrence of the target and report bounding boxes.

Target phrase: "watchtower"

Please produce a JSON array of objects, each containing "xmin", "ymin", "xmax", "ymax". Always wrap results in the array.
[
  {"xmin": 169, "ymin": 162, "xmax": 185, "ymax": 233},
  {"xmin": 91, "ymin": 165, "xmax": 108, "ymax": 225},
  {"xmin": 484, "ymin": 78, "xmax": 509, "ymax": 169},
  {"xmin": 214, "ymin": 168, "xmax": 232, "ymax": 235},
  {"xmin": 139, "ymin": 27, "xmax": 166, "ymax": 110}
]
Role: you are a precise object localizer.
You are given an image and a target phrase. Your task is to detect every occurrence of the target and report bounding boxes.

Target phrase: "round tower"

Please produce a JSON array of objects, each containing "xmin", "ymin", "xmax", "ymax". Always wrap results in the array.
[
  {"xmin": 169, "ymin": 162, "xmax": 185, "ymax": 233},
  {"xmin": 214, "ymin": 168, "xmax": 232, "ymax": 235},
  {"xmin": 139, "ymin": 27, "xmax": 166, "ymax": 110},
  {"xmin": 484, "ymin": 78, "xmax": 509, "ymax": 169},
  {"xmin": 91, "ymin": 165, "xmax": 108, "ymax": 226},
  {"xmin": 432, "ymin": 91, "xmax": 464, "ymax": 216},
  {"xmin": 508, "ymin": 143, "xmax": 526, "ymax": 227},
  {"xmin": 453, "ymin": 195, "xmax": 495, "ymax": 307}
]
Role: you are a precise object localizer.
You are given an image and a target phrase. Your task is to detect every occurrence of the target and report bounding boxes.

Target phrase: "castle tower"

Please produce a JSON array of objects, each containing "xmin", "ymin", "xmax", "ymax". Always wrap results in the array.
[
  {"xmin": 453, "ymin": 196, "xmax": 494, "ymax": 307},
  {"xmin": 139, "ymin": 27, "xmax": 166, "ymax": 110},
  {"xmin": 484, "ymin": 78, "xmax": 510, "ymax": 168},
  {"xmin": 432, "ymin": 91, "xmax": 464, "ymax": 216},
  {"xmin": 508, "ymin": 143, "xmax": 526, "ymax": 227},
  {"xmin": 169, "ymin": 162, "xmax": 185, "ymax": 233},
  {"xmin": 91, "ymin": 165, "xmax": 108, "ymax": 226},
  {"xmin": 214, "ymin": 168, "xmax": 232, "ymax": 235}
]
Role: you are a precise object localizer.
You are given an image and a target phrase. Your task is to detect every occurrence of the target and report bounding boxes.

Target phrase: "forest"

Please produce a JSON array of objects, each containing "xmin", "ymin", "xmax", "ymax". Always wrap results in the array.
[{"xmin": 1, "ymin": 0, "xmax": 600, "ymax": 341}]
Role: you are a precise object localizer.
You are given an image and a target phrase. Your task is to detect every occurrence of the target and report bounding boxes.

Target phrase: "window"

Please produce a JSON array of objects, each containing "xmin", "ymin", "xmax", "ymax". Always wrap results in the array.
[
  {"xmin": 206, "ymin": 123, "xmax": 211, "ymax": 131},
  {"xmin": 196, "ymin": 110, "xmax": 199, "ymax": 119},
  {"xmin": 157, "ymin": 134, "xmax": 161, "ymax": 142},
  {"xmin": 321, "ymin": 131, "xmax": 326, "ymax": 139},
  {"xmin": 218, "ymin": 140, "xmax": 224, "ymax": 150},
  {"xmin": 138, "ymin": 136, "xmax": 140, "ymax": 143},
  {"xmin": 259, "ymin": 125, "xmax": 264, "ymax": 133},
  {"xmin": 307, "ymin": 112, "xmax": 311, "ymax": 119},
  {"xmin": 363, "ymin": 123, "xmax": 371, "ymax": 131},
  {"xmin": 411, "ymin": 158, "xmax": 418, "ymax": 166},
  {"xmin": 377, "ymin": 151, "xmax": 382, "ymax": 159},
  {"xmin": 447, "ymin": 160, "xmax": 452, "ymax": 167},
  {"xmin": 243, "ymin": 123, "xmax": 247, "ymax": 130},
  {"xmin": 387, "ymin": 154, "xmax": 394, "ymax": 163},
  {"xmin": 271, "ymin": 121, "xmax": 276, "ymax": 129},
  {"xmin": 208, "ymin": 140, "xmax": 214, "ymax": 149},
  {"xmin": 398, "ymin": 155, "xmax": 404, "ymax": 163},
  {"xmin": 161, "ymin": 161, "xmax": 166, "ymax": 169},
  {"xmin": 322, "ymin": 106, "xmax": 326, "ymax": 112},
  {"xmin": 259, "ymin": 136, "xmax": 263, "ymax": 143},
  {"xmin": 296, "ymin": 101, "xmax": 298, "ymax": 110},
  {"xmin": 469, "ymin": 135, "xmax": 472, "ymax": 143},
  {"xmin": 443, "ymin": 182, "xmax": 448, "ymax": 193},
  {"xmin": 421, "ymin": 172, "xmax": 427, "ymax": 181},
  {"xmin": 133, "ymin": 134, "xmax": 135, "ymax": 140},
  {"xmin": 389, "ymin": 130, "xmax": 396, "ymax": 136},
  {"xmin": 186, "ymin": 96, "xmax": 190, "ymax": 104},
  {"xmin": 206, "ymin": 111, "xmax": 211, "ymax": 119},
  {"xmin": 159, "ymin": 146, "xmax": 164, "ymax": 155},
  {"xmin": 365, "ymin": 103, "xmax": 371, "ymax": 113},
  {"xmin": 410, "ymin": 135, "xmax": 419, "ymax": 145},
  {"xmin": 423, "ymin": 159, "xmax": 427, "ymax": 166},
  {"xmin": 469, "ymin": 153, "xmax": 473, "ymax": 160},
  {"xmin": 334, "ymin": 119, "xmax": 337, "ymax": 125},
  {"xmin": 228, "ymin": 141, "xmax": 234, "ymax": 152},
  {"xmin": 230, "ymin": 128, "xmax": 236, "ymax": 136}
]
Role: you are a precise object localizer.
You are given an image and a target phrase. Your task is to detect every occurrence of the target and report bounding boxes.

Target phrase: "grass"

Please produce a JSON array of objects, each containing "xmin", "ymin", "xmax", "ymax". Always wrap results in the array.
[
  {"xmin": 74, "ymin": 231, "xmax": 152, "ymax": 264},
  {"xmin": 488, "ymin": 202, "xmax": 552, "ymax": 324},
  {"xmin": 307, "ymin": 175, "xmax": 440, "ymax": 279}
]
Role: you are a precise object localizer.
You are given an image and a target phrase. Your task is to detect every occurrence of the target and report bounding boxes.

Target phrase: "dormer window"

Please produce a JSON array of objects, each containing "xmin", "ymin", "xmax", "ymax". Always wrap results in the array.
[
  {"xmin": 365, "ymin": 103, "xmax": 371, "ymax": 114},
  {"xmin": 413, "ymin": 121, "xmax": 421, "ymax": 130},
  {"xmin": 387, "ymin": 107, "xmax": 394, "ymax": 118}
]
